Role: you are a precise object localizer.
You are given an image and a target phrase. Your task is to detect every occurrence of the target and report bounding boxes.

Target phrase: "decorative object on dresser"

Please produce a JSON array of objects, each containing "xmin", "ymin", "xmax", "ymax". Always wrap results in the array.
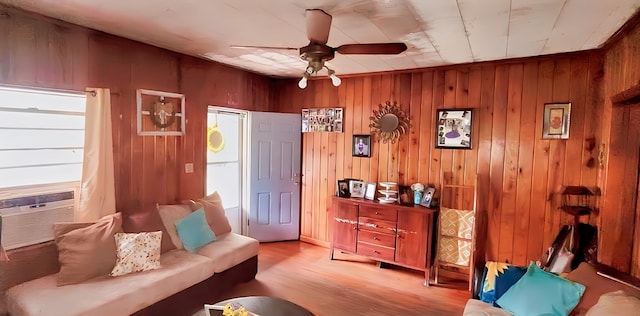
[
  {"xmin": 377, "ymin": 182, "xmax": 398, "ymax": 204},
  {"xmin": 330, "ymin": 197, "xmax": 437, "ymax": 286},
  {"xmin": 410, "ymin": 183, "xmax": 425, "ymax": 205},
  {"xmin": 435, "ymin": 109, "xmax": 473, "ymax": 149},
  {"xmin": 369, "ymin": 101, "xmax": 410, "ymax": 144},
  {"xmin": 136, "ymin": 89, "xmax": 185, "ymax": 136},
  {"xmin": 542, "ymin": 102, "xmax": 571, "ymax": 139},
  {"xmin": 301, "ymin": 107, "xmax": 343, "ymax": 132}
]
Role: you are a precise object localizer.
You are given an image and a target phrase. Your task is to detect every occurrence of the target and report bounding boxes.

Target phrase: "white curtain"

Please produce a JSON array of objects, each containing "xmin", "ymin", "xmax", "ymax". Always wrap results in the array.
[{"xmin": 77, "ymin": 88, "xmax": 116, "ymax": 221}]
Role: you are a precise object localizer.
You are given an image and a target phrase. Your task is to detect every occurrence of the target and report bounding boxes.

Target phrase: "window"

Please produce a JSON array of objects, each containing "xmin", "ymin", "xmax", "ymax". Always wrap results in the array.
[{"xmin": 0, "ymin": 86, "xmax": 86, "ymax": 190}]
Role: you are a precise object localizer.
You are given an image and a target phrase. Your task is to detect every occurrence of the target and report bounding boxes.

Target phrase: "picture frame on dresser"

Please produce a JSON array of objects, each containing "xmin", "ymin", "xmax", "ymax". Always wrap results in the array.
[
  {"xmin": 349, "ymin": 180, "xmax": 366, "ymax": 198},
  {"xmin": 364, "ymin": 182, "xmax": 377, "ymax": 200},
  {"xmin": 420, "ymin": 187, "xmax": 436, "ymax": 208},
  {"xmin": 337, "ymin": 180, "xmax": 350, "ymax": 198}
]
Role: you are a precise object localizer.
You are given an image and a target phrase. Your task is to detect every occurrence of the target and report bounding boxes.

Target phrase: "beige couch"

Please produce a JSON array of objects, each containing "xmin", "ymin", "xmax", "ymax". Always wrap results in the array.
[
  {"xmin": 463, "ymin": 262, "xmax": 640, "ymax": 316},
  {"xmin": 1, "ymin": 197, "xmax": 259, "ymax": 316}
]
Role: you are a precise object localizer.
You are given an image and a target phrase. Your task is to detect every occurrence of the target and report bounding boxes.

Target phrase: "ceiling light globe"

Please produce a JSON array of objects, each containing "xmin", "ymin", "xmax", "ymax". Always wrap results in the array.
[
  {"xmin": 298, "ymin": 76, "xmax": 308, "ymax": 89},
  {"xmin": 330, "ymin": 73, "xmax": 341, "ymax": 86}
]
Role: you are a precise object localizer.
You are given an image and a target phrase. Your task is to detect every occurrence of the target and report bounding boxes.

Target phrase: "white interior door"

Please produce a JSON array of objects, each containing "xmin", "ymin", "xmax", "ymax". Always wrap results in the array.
[
  {"xmin": 248, "ymin": 112, "xmax": 301, "ymax": 242},
  {"xmin": 206, "ymin": 108, "xmax": 245, "ymax": 234}
]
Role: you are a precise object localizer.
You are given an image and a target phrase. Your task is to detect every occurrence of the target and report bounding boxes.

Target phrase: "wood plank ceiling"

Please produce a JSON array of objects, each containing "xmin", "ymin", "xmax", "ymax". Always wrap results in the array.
[{"xmin": 1, "ymin": 0, "xmax": 638, "ymax": 78}]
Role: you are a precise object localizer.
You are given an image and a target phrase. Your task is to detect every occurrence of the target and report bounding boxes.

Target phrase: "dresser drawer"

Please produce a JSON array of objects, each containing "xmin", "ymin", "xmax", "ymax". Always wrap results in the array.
[
  {"xmin": 359, "ymin": 205, "xmax": 398, "ymax": 221},
  {"xmin": 358, "ymin": 217, "xmax": 397, "ymax": 235},
  {"xmin": 357, "ymin": 242, "xmax": 395, "ymax": 261},
  {"xmin": 358, "ymin": 230, "xmax": 396, "ymax": 248}
]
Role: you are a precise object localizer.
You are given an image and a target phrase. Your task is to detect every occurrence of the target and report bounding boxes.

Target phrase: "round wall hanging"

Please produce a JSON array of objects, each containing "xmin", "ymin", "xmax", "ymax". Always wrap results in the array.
[
  {"xmin": 369, "ymin": 100, "xmax": 410, "ymax": 143},
  {"xmin": 207, "ymin": 124, "xmax": 225, "ymax": 153}
]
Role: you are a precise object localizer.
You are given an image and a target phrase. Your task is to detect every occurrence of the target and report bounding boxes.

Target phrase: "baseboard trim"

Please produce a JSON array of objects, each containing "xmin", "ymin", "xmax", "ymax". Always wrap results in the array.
[{"xmin": 300, "ymin": 236, "xmax": 330, "ymax": 248}]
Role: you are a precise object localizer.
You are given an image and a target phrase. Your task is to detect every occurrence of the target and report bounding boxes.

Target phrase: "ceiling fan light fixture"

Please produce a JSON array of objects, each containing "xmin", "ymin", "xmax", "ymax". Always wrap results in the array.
[
  {"xmin": 327, "ymin": 67, "xmax": 341, "ymax": 87},
  {"xmin": 298, "ymin": 73, "xmax": 309, "ymax": 89}
]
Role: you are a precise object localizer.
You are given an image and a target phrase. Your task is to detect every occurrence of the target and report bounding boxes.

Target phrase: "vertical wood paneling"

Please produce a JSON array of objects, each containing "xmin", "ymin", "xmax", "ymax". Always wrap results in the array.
[
  {"xmin": 490, "ymin": 64, "xmax": 508, "ymax": 262},
  {"xmin": 500, "ymin": 64, "xmax": 523, "ymax": 264},
  {"xmin": 283, "ymin": 52, "xmax": 607, "ymax": 267},
  {"xmin": 514, "ymin": 62, "xmax": 537, "ymax": 265}
]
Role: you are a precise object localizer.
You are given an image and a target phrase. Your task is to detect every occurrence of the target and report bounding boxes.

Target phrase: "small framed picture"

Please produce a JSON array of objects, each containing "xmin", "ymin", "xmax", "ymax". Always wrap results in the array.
[
  {"xmin": 542, "ymin": 103, "xmax": 571, "ymax": 139},
  {"xmin": 352, "ymin": 135, "xmax": 371, "ymax": 157},
  {"xmin": 364, "ymin": 182, "xmax": 377, "ymax": 200},
  {"xmin": 420, "ymin": 187, "xmax": 436, "ymax": 208},
  {"xmin": 435, "ymin": 109, "xmax": 473, "ymax": 149},
  {"xmin": 349, "ymin": 180, "xmax": 366, "ymax": 198},
  {"xmin": 337, "ymin": 180, "xmax": 350, "ymax": 198},
  {"xmin": 398, "ymin": 185, "xmax": 413, "ymax": 206}
]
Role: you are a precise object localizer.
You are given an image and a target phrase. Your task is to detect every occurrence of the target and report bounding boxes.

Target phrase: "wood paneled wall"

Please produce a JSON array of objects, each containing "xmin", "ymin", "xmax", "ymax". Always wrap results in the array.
[
  {"xmin": 601, "ymin": 14, "xmax": 640, "ymax": 276},
  {"xmin": 276, "ymin": 52, "xmax": 606, "ymax": 267},
  {"xmin": 0, "ymin": 6, "xmax": 274, "ymax": 218}
]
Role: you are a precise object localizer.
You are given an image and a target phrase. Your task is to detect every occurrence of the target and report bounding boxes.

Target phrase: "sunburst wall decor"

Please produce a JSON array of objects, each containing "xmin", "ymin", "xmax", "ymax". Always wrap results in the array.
[{"xmin": 369, "ymin": 100, "xmax": 410, "ymax": 143}]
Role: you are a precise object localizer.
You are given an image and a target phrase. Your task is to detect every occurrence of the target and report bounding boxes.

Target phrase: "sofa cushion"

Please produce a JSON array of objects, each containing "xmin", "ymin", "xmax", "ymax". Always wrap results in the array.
[
  {"xmin": 176, "ymin": 209, "xmax": 217, "ymax": 252},
  {"xmin": 463, "ymin": 299, "xmax": 513, "ymax": 316},
  {"xmin": 6, "ymin": 249, "xmax": 215, "ymax": 316},
  {"xmin": 122, "ymin": 210, "xmax": 175, "ymax": 254},
  {"xmin": 53, "ymin": 213, "xmax": 122, "ymax": 286},
  {"xmin": 566, "ymin": 263, "xmax": 640, "ymax": 315},
  {"xmin": 157, "ymin": 203, "xmax": 193, "ymax": 249},
  {"xmin": 585, "ymin": 290, "xmax": 640, "ymax": 316},
  {"xmin": 198, "ymin": 191, "xmax": 233, "ymax": 236},
  {"xmin": 197, "ymin": 232, "xmax": 259, "ymax": 273},
  {"xmin": 496, "ymin": 262, "xmax": 585, "ymax": 316},
  {"xmin": 110, "ymin": 231, "xmax": 162, "ymax": 276}
]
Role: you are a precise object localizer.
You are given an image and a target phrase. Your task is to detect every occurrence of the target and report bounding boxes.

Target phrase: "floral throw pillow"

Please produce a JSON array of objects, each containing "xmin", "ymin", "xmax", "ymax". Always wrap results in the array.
[{"xmin": 110, "ymin": 231, "xmax": 162, "ymax": 276}]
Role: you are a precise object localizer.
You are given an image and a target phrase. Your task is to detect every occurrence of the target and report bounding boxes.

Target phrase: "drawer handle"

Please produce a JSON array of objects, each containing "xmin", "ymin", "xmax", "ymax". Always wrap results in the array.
[
  {"xmin": 373, "ymin": 237, "xmax": 380, "ymax": 241},
  {"xmin": 372, "ymin": 224, "xmax": 378, "ymax": 228},
  {"xmin": 373, "ymin": 250, "xmax": 380, "ymax": 254},
  {"xmin": 375, "ymin": 211, "xmax": 380, "ymax": 215}
]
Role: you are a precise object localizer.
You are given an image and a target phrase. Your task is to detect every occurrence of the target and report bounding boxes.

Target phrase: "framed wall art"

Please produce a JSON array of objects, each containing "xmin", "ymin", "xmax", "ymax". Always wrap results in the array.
[
  {"xmin": 352, "ymin": 135, "xmax": 371, "ymax": 157},
  {"xmin": 301, "ymin": 107, "xmax": 343, "ymax": 132},
  {"xmin": 435, "ymin": 109, "xmax": 473, "ymax": 149},
  {"xmin": 542, "ymin": 103, "xmax": 571, "ymax": 139},
  {"xmin": 137, "ymin": 89, "xmax": 185, "ymax": 136}
]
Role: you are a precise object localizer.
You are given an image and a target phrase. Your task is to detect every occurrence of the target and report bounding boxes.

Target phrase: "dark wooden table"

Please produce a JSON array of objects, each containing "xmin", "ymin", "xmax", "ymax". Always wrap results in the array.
[{"xmin": 209, "ymin": 296, "xmax": 313, "ymax": 316}]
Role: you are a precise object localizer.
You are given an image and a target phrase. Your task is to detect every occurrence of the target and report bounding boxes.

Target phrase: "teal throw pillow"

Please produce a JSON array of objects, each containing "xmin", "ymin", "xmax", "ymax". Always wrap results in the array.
[
  {"xmin": 496, "ymin": 262, "xmax": 585, "ymax": 316},
  {"xmin": 175, "ymin": 208, "xmax": 216, "ymax": 252}
]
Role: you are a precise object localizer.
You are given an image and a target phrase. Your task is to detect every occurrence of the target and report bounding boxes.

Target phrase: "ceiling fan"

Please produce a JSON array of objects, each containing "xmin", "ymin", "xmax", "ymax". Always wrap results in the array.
[{"xmin": 234, "ymin": 9, "xmax": 408, "ymax": 88}]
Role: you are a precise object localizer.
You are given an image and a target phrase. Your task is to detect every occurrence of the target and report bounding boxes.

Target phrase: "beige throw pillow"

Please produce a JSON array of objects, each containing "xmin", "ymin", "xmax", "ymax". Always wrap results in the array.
[
  {"xmin": 110, "ymin": 231, "xmax": 162, "ymax": 276},
  {"xmin": 198, "ymin": 192, "xmax": 232, "ymax": 236},
  {"xmin": 586, "ymin": 290, "xmax": 640, "ymax": 316},
  {"xmin": 53, "ymin": 212, "xmax": 122, "ymax": 286},
  {"xmin": 157, "ymin": 203, "xmax": 193, "ymax": 249}
]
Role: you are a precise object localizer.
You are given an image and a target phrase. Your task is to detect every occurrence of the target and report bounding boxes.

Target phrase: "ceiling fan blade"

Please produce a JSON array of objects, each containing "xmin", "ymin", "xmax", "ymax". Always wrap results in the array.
[
  {"xmin": 305, "ymin": 9, "xmax": 332, "ymax": 44},
  {"xmin": 230, "ymin": 45, "xmax": 298, "ymax": 51},
  {"xmin": 336, "ymin": 43, "xmax": 408, "ymax": 55}
]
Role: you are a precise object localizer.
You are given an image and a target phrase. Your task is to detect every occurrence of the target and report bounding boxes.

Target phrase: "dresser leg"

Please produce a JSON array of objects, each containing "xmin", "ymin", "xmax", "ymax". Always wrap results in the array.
[
  {"xmin": 329, "ymin": 247, "xmax": 334, "ymax": 260},
  {"xmin": 423, "ymin": 269, "xmax": 430, "ymax": 287}
]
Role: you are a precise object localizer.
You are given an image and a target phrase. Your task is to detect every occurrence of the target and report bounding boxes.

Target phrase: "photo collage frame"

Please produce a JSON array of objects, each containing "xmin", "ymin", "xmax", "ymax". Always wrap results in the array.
[{"xmin": 302, "ymin": 108, "xmax": 343, "ymax": 133}]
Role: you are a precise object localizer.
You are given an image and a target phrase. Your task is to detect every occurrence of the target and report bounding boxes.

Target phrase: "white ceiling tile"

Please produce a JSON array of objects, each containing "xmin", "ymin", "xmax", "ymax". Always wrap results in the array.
[
  {"xmin": 506, "ymin": 0, "xmax": 565, "ymax": 58},
  {"xmin": 459, "ymin": 0, "xmax": 511, "ymax": 61}
]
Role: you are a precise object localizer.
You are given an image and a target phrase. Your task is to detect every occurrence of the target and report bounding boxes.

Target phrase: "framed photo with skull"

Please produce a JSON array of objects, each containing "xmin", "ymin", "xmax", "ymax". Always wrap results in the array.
[{"xmin": 137, "ymin": 89, "xmax": 185, "ymax": 136}]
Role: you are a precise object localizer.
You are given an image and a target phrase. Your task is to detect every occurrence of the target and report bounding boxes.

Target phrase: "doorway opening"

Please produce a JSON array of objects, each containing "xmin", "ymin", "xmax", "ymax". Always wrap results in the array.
[{"xmin": 206, "ymin": 107, "xmax": 247, "ymax": 234}]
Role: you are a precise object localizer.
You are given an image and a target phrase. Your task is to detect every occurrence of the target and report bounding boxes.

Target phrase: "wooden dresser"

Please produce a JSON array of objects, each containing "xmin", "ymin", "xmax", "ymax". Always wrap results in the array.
[{"xmin": 330, "ymin": 197, "xmax": 437, "ymax": 286}]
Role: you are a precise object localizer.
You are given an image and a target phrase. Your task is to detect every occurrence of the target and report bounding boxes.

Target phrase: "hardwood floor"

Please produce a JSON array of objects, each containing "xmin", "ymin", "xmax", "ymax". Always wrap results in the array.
[{"xmin": 203, "ymin": 241, "xmax": 470, "ymax": 316}]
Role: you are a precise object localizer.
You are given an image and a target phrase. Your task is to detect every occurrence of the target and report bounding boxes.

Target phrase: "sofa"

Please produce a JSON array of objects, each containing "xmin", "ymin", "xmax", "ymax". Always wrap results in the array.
[
  {"xmin": 0, "ymin": 192, "xmax": 259, "ymax": 316},
  {"xmin": 463, "ymin": 261, "xmax": 640, "ymax": 316}
]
